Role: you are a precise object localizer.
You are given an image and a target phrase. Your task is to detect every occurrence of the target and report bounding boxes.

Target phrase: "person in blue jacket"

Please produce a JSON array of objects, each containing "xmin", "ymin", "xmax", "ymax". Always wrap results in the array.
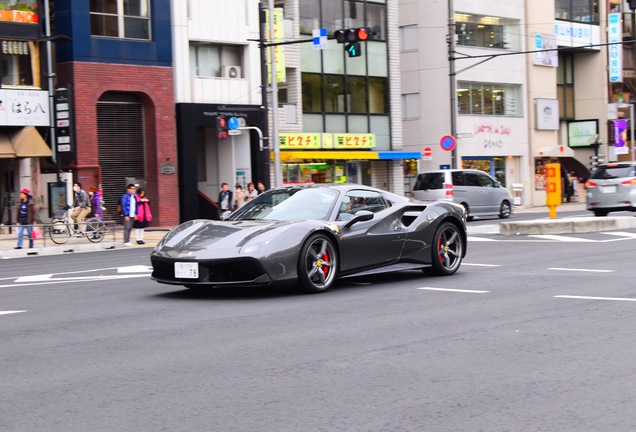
[{"xmin": 119, "ymin": 184, "xmax": 138, "ymax": 246}]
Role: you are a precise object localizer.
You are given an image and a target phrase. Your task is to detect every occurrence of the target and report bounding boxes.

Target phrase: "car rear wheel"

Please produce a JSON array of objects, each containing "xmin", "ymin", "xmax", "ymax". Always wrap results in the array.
[
  {"xmin": 499, "ymin": 201, "xmax": 511, "ymax": 219},
  {"xmin": 593, "ymin": 209, "xmax": 608, "ymax": 217},
  {"xmin": 423, "ymin": 222, "xmax": 463, "ymax": 276},
  {"xmin": 297, "ymin": 233, "xmax": 338, "ymax": 293}
]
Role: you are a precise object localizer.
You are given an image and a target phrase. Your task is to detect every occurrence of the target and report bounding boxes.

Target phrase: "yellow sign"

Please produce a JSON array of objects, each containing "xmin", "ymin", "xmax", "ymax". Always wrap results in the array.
[
  {"xmin": 322, "ymin": 133, "xmax": 334, "ymax": 149},
  {"xmin": 279, "ymin": 133, "xmax": 321, "ymax": 149},
  {"xmin": 333, "ymin": 134, "xmax": 375, "ymax": 149},
  {"xmin": 266, "ymin": 8, "xmax": 286, "ymax": 83}
]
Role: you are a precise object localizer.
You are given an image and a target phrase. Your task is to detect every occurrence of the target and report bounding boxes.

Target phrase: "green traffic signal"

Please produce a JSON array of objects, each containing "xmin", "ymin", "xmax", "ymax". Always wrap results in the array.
[{"xmin": 346, "ymin": 42, "xmax": 361, "ymax": 57}]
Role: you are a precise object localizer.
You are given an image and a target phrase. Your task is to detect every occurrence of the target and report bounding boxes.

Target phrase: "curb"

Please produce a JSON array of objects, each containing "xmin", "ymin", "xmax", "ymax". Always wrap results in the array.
[{"xmin": 500, "ymin": 216, "xmax": 636, "ymax": 235}]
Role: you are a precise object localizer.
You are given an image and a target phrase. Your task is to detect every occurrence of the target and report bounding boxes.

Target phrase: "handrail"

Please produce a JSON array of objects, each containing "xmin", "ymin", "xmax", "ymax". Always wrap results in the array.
[{"xmin": 0, "ymin": 221, "xmax": 118, "ymax": 247}]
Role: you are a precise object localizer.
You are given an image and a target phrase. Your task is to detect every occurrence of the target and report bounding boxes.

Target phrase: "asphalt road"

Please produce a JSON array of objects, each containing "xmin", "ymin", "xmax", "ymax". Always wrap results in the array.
[{"xmin": 2, "ymin": 227, "xmax": 636, "ymax": 432}]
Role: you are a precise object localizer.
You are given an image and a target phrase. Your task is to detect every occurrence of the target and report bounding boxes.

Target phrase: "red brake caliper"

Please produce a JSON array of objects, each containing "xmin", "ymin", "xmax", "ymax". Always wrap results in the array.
[
  {"xmin": 322, "ymin": 252, "xmax": 330, "ymax": 276},
  {"xmin": 438, "ymin": 235, "xmax": 444, "ymax": 262}
]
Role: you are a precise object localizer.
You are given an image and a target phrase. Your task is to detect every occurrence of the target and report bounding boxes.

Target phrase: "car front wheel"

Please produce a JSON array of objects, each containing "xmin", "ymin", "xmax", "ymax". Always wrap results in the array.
[
  {"xmin": 297, "ymin": 233, "xmax": 338, "ymax": 293},
  {"xmin": 424, "ymin": 222, "xmax": 463, "ymax": 276}
]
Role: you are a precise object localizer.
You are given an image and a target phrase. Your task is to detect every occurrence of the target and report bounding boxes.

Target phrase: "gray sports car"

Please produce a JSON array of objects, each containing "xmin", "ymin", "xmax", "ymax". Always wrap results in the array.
[{"xmin": 150, "ymin": 184, "xmax": 467, "ymax": 293}]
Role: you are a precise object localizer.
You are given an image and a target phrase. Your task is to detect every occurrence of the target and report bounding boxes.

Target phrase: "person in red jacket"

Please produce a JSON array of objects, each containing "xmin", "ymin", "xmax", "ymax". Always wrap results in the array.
[{"xmin": 133, "ymin": 187, "xmax": 152, "ymax": 245}]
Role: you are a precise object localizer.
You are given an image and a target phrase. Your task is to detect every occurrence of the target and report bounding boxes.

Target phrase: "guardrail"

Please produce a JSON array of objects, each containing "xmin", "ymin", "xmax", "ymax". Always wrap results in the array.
[{"xmin": 0, "ymin": 221, "xmax": 118, "ymax": 249}]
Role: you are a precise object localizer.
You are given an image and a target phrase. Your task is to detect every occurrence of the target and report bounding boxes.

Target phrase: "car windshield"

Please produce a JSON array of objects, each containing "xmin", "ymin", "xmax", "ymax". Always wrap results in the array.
[
  {"xmin": 228, "ymin": 188, "xmax": 339, "ymax": 221},
  {"xmin": 591, "ymin": 166, "xmax": 636, "ymax": 179}
]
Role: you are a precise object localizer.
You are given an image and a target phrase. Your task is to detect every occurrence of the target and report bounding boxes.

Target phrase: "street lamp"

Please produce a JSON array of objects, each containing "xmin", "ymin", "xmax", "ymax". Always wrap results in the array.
[{"xmin": 617, "ymin": 103, "xmax": 635, "ymax": 161}]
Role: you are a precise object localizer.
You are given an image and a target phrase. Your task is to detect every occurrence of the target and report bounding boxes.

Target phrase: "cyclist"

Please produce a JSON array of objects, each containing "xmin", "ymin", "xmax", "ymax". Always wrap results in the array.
[{"xmin": 71, "ymin": 182, "xmax": 92, "ymax": 235}]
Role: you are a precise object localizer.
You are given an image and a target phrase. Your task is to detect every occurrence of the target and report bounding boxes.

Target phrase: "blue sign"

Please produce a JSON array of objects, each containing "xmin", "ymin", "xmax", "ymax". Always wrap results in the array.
[
  {"xmin": 228, "ymin": 117, "xmax": 240, "ymax": 130},
  {"xmin": 439, "ymin": 134, "xmax": 456, "ymax": 151}
]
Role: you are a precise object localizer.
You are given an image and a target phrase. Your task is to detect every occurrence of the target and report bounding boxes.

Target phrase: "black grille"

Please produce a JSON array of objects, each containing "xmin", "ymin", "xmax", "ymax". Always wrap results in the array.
[{"xmin": 151, "ymin": 257, "xmax": 267, "ymax": 284}]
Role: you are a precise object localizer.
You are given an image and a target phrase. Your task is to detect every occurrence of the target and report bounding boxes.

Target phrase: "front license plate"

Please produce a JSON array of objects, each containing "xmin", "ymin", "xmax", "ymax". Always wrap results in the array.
[
  {"xmin": 174, "ymin": 262, "xmax": 199, "ymax": 279},
  {"xmin": 600, "ymin": 185, "xmax": 617, "ymax": 193}
]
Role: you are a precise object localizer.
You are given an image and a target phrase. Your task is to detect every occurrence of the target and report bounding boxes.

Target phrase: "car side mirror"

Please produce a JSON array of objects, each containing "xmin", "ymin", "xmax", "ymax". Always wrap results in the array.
[
  {"xmin": 344, "ymin": 210, "xmax": 374, "ymax": 228},
  {"xmin": 220, "ymin": 210, "xmax": 232, "ymax": 220}
]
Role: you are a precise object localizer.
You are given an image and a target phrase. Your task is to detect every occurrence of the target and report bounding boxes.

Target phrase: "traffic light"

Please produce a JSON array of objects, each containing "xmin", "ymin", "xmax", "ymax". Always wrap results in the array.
[
  {"xmin": 333, "ymin": 27, "xmax": 372, "ymax": 58},
  {"xmin": 216, "ymin": 116, "xmax": 228, "ymax": 140}
]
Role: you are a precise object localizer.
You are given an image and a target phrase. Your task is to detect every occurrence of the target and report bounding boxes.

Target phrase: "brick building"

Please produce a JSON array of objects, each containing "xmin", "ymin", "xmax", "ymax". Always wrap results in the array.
[{"xmin": 53, "ymin": 0, "xmax": 178, "ymax": 226}]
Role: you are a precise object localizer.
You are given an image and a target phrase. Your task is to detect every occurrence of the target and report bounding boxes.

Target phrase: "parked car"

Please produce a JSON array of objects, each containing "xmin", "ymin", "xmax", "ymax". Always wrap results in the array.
[
  {"xmin": 411, "ymin": 169, "xmax": 513, "ymax": 220},
  {"xmin": 585, "ymin": 162, "xmax": 636, "ymax": 216},
  {"xmin": 150, "ymin": 184, "xmax": 467, "ymax": 293}
]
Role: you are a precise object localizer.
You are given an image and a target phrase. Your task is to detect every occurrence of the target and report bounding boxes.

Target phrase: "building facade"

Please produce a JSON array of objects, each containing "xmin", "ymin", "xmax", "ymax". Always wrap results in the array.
[
  {"xmin": 53, "ymin": 0, "xmax": 178, "ymax": 227},
  {"xmin": 0, "ymin": 1, "xmax": 53, "ymax": 226}
]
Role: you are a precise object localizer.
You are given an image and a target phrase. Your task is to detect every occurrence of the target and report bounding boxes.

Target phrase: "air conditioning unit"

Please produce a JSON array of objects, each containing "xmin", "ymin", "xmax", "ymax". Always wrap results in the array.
[{"xmin": 221, "ymin": 65, "xmax": 241, "ymax": 79}]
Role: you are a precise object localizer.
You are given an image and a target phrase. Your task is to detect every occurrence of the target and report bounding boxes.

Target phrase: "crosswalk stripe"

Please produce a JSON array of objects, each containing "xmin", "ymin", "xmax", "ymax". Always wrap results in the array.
[{"xmin": 528, "ymin": 235, "xmax": 595, "ymax": 242}]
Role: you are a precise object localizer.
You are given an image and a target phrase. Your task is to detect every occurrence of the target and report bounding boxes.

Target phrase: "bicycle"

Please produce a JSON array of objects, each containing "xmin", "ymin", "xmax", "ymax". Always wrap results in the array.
[{"xmin": 49, "ymin": 205, "xmax": 107, "ymax": 245}]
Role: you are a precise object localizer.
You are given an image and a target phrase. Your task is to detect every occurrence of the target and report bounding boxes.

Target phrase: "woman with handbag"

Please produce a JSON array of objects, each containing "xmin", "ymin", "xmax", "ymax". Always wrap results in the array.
[{"xmin": 133, "ymin": 188, "xmax": 152, "ymax": 245}]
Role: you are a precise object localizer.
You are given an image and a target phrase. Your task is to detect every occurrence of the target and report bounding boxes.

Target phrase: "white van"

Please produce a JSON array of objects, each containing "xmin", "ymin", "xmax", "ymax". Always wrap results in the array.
[{"xmin": 412, "ymin": 169, "xmax": 513, "ymax": 220}]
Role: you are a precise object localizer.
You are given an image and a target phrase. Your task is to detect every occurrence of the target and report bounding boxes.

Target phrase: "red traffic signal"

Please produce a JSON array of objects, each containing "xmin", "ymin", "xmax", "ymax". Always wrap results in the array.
[{"xmin": 334, "ymin": 27, "xmax": 373, "ymax": 44}]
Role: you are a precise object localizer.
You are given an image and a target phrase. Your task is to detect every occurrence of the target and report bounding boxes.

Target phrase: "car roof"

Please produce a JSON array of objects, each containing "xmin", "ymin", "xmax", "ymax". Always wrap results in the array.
[{"xmin": 417, "ymin": 169, "xmax": 489, "ymax": 174}]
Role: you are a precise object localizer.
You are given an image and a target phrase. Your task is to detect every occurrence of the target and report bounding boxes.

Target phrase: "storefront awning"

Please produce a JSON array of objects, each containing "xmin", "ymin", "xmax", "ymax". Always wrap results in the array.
[
  {"xmin": 9, "ymin": 126, "xmax": 52, "ymax": 158},
  {"xmin": 0, "ymin": 133, "xmax": 16, "ymax": 158},
  {"xmin": 533, "ymin": 145, "xmax": 575, "ymax": 158},
  {"xmin": 280, "ymin": 150, "xmax": 421, "ymax": 162}
]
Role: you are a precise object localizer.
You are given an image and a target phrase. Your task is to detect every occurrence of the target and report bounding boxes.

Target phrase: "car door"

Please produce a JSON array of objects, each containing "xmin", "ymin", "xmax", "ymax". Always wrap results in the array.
[
  {"xmin": 337, "ymin": 190, "xmax": 406, "ymax": 272},
  {"xmin": 476, "ymin": 172, "xmax": 501, "ymax": 213},
  {"xmin": 462, "ymin": 172, "xmax": 487, "ymax": 214}
]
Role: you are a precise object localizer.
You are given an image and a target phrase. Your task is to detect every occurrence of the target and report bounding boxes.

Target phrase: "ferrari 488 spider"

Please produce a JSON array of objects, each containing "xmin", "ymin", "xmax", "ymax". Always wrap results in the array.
[{"xmin": 150, "ymin": 184, "xmax": 467, "ymax": 293}]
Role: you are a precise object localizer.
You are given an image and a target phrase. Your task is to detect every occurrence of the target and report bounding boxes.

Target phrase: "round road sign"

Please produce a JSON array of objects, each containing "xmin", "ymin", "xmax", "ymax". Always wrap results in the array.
[
  {"xmin": 440, "ymin": 134, "xmax": 456, "ymax": 151},
  {"xmin": 228, "ymin": 117, "xmax": 240, "ymax": 130},
  {"xmin": 423, "ymin": 147, "xmax": 433, "ymax": 158}
]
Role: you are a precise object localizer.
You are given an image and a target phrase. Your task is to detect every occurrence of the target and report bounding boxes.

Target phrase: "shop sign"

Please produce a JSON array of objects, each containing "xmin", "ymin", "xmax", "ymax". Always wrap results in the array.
[
  {"xmin": 279, "ymin": 133, "xmax": 321, "ymax": 149},
  {"xmin": 0, "ymin": 89, "xmax": 49, "ymax": 126},
  {"xmin": 333, "ymin": 133, "xmax": 375, "ymax": 149}
]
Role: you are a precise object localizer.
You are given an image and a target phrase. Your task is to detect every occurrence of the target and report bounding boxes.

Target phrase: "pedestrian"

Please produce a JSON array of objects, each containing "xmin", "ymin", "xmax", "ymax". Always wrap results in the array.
[
  {"xmin": 71, "ymin": 182, "xmax": 92, "ymax": 234},
  {"xmin": 245, "ymin": 182, "xmax": 258, "ymax": 202},
  {"xmin": 257, "ymin": 181, "xmax": 266, "ymax": 194},
  {"xmin": 119, "ymin": 183, "xmax": 137, "ymax": 246},
  {"xmin": 217, "ymin": 182, "xmax": 233, "ymax": 213},
  {"xmin": 570, "ymin": 172, "xmax": 579, "ymax": 202},
  {"xmin": 88, "ymin": 186, "xmax": 103, "ymax": 221},
  {"xmin": 15, "ymin": 188, "xmax": 36, "ymax": 249},
  {"xmin": 133, "ymin": 187, "xmax": 152, "ymax": 245},
  {"xmin": 234, "ymin": 185, "xmax": 246, "ymax": 209}
]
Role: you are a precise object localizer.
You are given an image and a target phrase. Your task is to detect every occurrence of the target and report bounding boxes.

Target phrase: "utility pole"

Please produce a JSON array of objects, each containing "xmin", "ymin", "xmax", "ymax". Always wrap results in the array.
[
  {"xmin": 447, "ymin": 0, "xmax": 457, "ymax": 169},
  {"xmin": 268, "ymin": 0, "xmax": 282, "ymax": 188},
  {"xmin": 258, "ymin": 3, "xmax": 270, "ymax": 186},
  {"xmin": 43, "ymin": 0, "xmax": 61, "ymax": 181}
]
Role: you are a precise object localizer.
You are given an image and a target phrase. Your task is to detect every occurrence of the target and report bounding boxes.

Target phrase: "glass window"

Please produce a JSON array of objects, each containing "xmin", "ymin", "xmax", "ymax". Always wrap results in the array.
[
  {"xmin": 454, "ymin": 13, "xmax": 520, "ymax": 50},
  {"xmin": 366, "ymin": 3, "xmax": 386, "ymax": 40},
  {"xmin": 554, "ymin": 0, "xmax": 598, "ymax": 24},
  {"xmin": 190, "ymin": 44, "xmax": 220, "ymax": 77},
  {"xmin": 1, "ymin": 42, "xmax": 35, "ymax": 87},
  {"xmin": 557, "ymin": 54, "xmax": 575, "ymax": 119},
  {"xmin": 302, "ymin": 74, "xmax": 323, "ymax": 112},
  {"xmin": 349, "ymin": 76, "xmax": 368, "ymax": 113},
  {"xmin": 402, "ymin": 93, "xmax": 420, "ymax": 119},
  {"xmin": 400, "ymin": 25, "xmax": 418, "ymax": 51},
  {"xmin": 325, "ymin": 75, "xmax": 346, "ymax": 112},
  {"xmin": 90, "ymin": 0, "xmax": 150, "ymax": 40},
  {"xmin": 299, "ymin": 0, "xmax": 320, "ymax": 35},
  {"xmin": 457, "ymin": 82, "xmax": 522, "ymax": 116},
  {"xmin": 369, "ymin": 77, "xmax": 388, "ymax": 114}
]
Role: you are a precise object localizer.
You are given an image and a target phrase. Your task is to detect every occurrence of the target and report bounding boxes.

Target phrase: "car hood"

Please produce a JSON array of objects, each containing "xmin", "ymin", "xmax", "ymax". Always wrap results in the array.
[{"xmin": 154, "ymin": 219, "xmax": 299, "ymax": 257}]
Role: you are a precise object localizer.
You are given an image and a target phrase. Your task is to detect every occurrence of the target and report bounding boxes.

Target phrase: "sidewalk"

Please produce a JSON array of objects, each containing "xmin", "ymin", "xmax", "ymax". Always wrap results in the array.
[
  {"xmin": 0, "ymin": 202, "xmax": 595, "ymax": 259},
  {"xmin": 0, "ymin": 225, "xmax": 170, "ymax": 259}
]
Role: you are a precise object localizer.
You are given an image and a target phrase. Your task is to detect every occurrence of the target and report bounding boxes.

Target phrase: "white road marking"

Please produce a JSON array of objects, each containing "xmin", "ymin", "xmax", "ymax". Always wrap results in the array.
[
  {"xmin": 117, "ymin": 265, "xmax": 153, "ymax": 273},
  {"xmin": 462, "ymin": 263, "xmax": 501, "ymax": 267},
  {"xmin": 467, "ymin": 236, "xmax": 497, "ymax": 242},
  {"xmin": 548, "ymin": 268, "xmax": 614, "ymax": 273},
  {"xmin": 418, "ymin": 287, "xmax": 489, "ymax": 294},
  {"xmin": 602, "ymin": 232, "xmax": 636, "ymax": 238},
  {"xmin": 5, "ymin": 274, "xmax": 149, "ymax": 288},
  {"xmin": 0, "ymin": 310, "xmax": 26, "ymax": 316},
  {"xmin": 555, "ymin": 295, "xmax": 636, "ymax": 302},
  {"xmin": 529, "ymin": 235, "xmax": 595, "ymax": 242}
]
